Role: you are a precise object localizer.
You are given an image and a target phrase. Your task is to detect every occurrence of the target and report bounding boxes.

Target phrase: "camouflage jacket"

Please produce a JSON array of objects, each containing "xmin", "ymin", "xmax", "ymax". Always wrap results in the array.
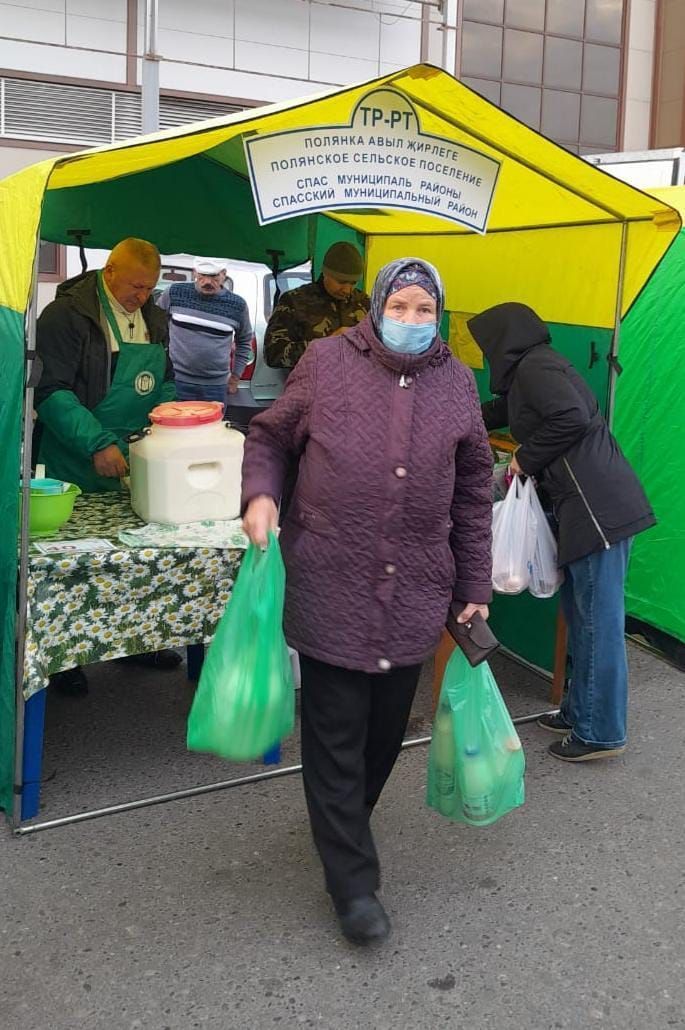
[{"xmin": 264, "ymin": 277, "xmax": 370, "ymax": 369}]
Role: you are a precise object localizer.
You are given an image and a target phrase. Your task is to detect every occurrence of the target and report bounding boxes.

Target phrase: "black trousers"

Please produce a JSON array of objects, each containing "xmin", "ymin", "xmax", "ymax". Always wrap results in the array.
[{"xmin": 299, "ymin": 655, "xmax": 422, "ymax": 901}]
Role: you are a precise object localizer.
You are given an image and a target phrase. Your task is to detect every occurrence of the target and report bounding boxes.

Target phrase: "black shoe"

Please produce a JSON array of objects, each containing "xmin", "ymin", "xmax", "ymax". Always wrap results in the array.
[
  {"xmin": 334, "ymin": 894, "xmax": 391, "ymax": 945},
  {"xmin": 548, "ymin": 735, "xmax": 626, "ymax": 762},
  {"xmin": 117, "ymin": 649, "xmax": 182, "ymax": 670},
  {"xmin": 50, "ymin": 666, "xmax": 89, "ymax": 696},
  {"xmin": 537, "ymin": 711, "xmax": 572, "ymax": 735}
]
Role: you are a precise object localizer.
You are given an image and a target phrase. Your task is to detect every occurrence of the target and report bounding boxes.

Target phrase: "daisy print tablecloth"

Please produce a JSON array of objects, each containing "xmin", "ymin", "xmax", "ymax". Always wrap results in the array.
[{"xmin": 23, "ymin": 493, "xmax": 244, "ymax": 699}]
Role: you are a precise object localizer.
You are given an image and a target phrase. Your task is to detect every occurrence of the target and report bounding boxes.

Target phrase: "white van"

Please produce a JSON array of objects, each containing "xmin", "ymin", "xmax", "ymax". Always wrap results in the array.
[
  {"xmin": 583, "ymin": 147, "xmax": 685, "ymax": 188},
  {"xmin": 155, "ymin": 253, "xmax": 311, "ymax": 432}
]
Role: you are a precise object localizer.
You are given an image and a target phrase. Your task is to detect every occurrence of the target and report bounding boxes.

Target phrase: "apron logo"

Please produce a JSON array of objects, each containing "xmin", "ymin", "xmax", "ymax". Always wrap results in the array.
[{"xmin": 134, "ymin": 371, "xmax": 156, "ymax": 396}]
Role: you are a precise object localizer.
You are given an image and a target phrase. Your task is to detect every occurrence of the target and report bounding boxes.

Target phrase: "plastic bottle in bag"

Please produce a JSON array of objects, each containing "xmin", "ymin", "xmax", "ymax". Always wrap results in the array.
[
  {"xmin": 461, "ymin": 747, "xmax": 497, "ymax": 822},
  {"xmin": 427, "ymin": 649, "xmax": 526, "ymax": 827},
  {"xmin": 493, "ymin": 735, "xmax": 524, "ymax": 779},
  {"xmin": 432, "ymin": 699, "xmax": 457, "ymax": 816}
]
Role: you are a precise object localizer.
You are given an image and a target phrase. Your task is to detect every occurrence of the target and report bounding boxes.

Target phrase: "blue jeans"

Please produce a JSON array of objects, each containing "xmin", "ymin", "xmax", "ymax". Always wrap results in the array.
[
  {"xmin": 174, "ymin": 379, "xmax": 227, "ymax": 407},
  {"xmin": 559, "ymin": 539, "xmax": 632, "ymax": 748}
]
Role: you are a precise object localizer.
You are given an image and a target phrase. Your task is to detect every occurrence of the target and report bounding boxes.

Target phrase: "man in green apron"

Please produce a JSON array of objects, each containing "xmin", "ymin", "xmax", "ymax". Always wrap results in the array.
[{"xmin": 35, "ymin": 237, "xmax": 180, "ymax": 693}]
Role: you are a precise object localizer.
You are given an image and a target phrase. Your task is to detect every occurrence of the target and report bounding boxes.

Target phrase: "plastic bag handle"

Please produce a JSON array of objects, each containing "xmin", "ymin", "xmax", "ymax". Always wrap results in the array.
[{"xmin": 246, "ymin": 533, "xmax": 282, "ymax": 621}]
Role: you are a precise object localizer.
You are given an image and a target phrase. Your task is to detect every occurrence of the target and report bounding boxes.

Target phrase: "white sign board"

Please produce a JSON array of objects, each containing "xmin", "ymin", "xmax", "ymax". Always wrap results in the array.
[{"xmin": 244, "ymin": 88, "xmax": 500, "ymax": 233}]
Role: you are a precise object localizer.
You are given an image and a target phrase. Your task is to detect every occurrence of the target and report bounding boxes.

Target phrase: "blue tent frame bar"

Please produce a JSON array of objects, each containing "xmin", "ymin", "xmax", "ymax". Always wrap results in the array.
[{"xmin": 12, "ymin": 242, "xmax": 40, "ymax": 831}]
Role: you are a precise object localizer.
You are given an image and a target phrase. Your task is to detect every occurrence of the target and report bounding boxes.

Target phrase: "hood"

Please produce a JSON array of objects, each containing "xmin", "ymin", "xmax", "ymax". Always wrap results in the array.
[
  {"xmin": 468, "ymin": 302, "xmax": 550, "ymax": 394},
  {"xmin": 54, "ymin": 269, "xmax": 102, "ymax": 322},
  {"xmin": 370, "ymin": 257, "xmax": 445, "ymax": 333},
  {"xmin": 55, "ymin": 269, "xmax": 97, "ymax": 300}
]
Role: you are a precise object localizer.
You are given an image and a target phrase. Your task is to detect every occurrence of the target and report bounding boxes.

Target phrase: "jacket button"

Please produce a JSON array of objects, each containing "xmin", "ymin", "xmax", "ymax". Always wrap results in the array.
[
  {"xmin": 384, "ymin": 563, "xmax": 396, "ymax": 575},
  {"xmin": 394, "ymin": 466, "xmax": 407, "ymax": 478},
  {"xmin": 378, "ymin": 658, "xmax": 391, "ymax": 671},
  {"xmin": 404, "ymin": 375, "xmax": 413, "ymax": 385}
]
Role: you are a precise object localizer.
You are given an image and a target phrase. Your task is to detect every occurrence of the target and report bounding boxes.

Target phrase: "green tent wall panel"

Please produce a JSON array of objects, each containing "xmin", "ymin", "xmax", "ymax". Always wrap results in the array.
[
  {"xmin": 615, "ymin": 229, "xmax": 685, "ymax": 644},
  {"xmin": 0, "ymin": 305, "xmax": 25, "ymax": 815}
]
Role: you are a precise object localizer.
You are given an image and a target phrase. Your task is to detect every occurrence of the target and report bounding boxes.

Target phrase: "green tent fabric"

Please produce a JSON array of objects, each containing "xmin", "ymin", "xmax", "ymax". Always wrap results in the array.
[
  {"xmin": 615, "ymin": 195, "xmax": 685, "ymax": 645},
  {"xmin": 0, "ymin": 306, "xmax": 24, "ymax": 815}
]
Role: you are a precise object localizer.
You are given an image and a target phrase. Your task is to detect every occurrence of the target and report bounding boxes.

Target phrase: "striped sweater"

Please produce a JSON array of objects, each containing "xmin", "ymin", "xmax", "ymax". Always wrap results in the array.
[{"xmin": 158, "ymin": 283, "xmax": 253, "ymax": 386}]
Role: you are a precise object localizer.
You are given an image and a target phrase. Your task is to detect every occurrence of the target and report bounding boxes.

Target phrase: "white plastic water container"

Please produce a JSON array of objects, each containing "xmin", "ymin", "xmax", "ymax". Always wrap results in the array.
[{"xmin": 129, "ymin": 401, "xmax": 245, "ymax": 524}]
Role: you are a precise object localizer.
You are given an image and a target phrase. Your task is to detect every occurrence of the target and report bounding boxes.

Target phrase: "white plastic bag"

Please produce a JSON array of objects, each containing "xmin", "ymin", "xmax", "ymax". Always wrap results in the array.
[
  {"xmin": 491, "ymin": 476, "xmax": 537, "ymax": 594},
  {"xmin": 528, "ymin": 484, "xmax": 564, "ymax": 598}
]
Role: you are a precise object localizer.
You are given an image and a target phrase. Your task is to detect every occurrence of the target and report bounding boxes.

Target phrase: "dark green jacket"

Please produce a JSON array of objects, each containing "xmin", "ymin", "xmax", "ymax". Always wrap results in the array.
[
  {"xmin": 35, "ymin": 270, "xmax": 172, "ymax": 411},
  {"xmin": 264, "ymin": 277, "xmax": 369, "ymax": 369}
]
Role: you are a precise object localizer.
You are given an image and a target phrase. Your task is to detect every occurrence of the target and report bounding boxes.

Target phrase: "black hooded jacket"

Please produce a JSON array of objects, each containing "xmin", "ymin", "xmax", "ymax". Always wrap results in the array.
[{"xmin": 468, "ymin": 302, "xmax": 655, "ymax": 566}]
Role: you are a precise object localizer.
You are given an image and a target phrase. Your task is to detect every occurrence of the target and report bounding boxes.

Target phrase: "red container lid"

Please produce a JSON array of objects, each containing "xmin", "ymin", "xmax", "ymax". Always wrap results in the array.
[{"xmin": 149, "ymin": 401, "xmax": 224, "ymax": 427}]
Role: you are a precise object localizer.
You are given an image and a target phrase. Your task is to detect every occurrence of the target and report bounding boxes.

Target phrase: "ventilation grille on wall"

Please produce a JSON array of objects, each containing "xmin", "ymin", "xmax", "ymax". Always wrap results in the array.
[{"xmin": 1, "ymin": 77, "xmax": 245, "ymax": 146}]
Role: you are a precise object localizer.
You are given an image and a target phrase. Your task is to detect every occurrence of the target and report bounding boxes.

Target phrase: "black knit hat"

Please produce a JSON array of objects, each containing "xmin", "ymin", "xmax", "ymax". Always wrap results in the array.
[{"xmin": 321, "ymin": 242, "xmax": 363, "ymax": 283}]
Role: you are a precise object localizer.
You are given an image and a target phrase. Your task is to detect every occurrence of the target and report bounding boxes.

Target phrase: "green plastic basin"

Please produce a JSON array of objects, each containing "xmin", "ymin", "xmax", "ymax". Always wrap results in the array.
[{"xmin": 22, "ymin": 483, "xmax": 82, "ymax": 538}]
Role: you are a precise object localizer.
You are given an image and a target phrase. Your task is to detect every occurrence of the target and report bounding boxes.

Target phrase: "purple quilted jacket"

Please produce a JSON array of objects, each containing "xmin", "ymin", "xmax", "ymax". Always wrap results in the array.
[{"xmin": 241, "ymin": 315, "xmax": 493, "ymax": 674}]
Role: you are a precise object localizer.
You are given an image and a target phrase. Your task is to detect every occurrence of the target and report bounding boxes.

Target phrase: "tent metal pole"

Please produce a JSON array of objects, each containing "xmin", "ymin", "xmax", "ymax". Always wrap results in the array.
[
  {"xmin": 324, "ymin": 215, "xmax": 650, "ymax": 238},
  {"xmin": 499, "ymin": 647, "xmax": 552, "ymax": 683},
  {"xmin": 606, "ymin": 220, "xmax": 628, "ymax": 428},
  {"xmin": 440, "ymin": 0, "xmax": 458, "ymax": 75},
  {"xmin": 141, "ymin": 0, "xmax": 160, "ymax": 134},
  {"xmin": 12, "ymin": 242, "xmax": 41, "ymax": 830},
  {"xmin": 12, "ymin": 708, "xmax": 555, "ymax": 836}
]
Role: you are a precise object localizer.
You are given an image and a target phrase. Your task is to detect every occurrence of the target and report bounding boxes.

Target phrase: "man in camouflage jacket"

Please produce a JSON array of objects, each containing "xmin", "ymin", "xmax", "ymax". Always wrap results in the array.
[{"xmin": 265, "ymin": 242, "xmax": 370, "ymax": 369}]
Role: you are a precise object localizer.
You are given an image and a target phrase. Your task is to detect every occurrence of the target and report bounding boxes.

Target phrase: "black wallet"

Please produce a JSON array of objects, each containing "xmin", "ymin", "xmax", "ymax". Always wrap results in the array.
[{"xmin": 446, "ymin": 608, "xmax": 500, "ymax": 667}]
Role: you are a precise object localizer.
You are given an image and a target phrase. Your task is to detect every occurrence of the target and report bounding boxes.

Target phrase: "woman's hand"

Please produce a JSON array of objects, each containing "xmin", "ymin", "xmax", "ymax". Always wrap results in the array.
[
  {"xmin": 510, "ymin": 451, "xmax": 523, "ymax": 476},
  {"xmin": 457, "ymin": 602, "xmax": 490, "ymax": 623},
  {"xmin": 242, "ymin": 494, "xmax": 278, "ymax": 549}
]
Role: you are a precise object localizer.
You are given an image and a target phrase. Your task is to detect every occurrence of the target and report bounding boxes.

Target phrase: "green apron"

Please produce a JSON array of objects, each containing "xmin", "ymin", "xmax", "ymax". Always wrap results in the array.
[{"xmin": 38, "ymin": 276, "xmax": 170, "ymax": 493}]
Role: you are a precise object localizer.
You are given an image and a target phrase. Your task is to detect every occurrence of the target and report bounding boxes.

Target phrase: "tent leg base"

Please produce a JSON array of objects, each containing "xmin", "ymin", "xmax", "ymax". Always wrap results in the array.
[
  {"xmin": 186, "ymin": 643, "xmax": 205, "ymax": 682},
  {"xmin": 19, "ymin": 690, "xmax": 46, "ymax": 822}
]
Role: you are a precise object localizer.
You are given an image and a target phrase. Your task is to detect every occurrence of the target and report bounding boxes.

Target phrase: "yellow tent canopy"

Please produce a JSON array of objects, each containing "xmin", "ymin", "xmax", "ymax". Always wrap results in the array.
[
  {"xmin": 651, "ymin": 185, "xmax": 685, "ymax": 218},
  {"xmin": 0, "ymin": 63, "xmax": 680, "ymax": 325}
]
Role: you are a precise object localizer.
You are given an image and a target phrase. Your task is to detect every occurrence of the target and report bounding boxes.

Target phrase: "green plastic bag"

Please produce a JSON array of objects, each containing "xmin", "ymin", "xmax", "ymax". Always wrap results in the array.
[
  {"xmin": 427, "ymin": 648, "xmax": 525, "ymax": 826},
  {"xmin": 187, "ymin": 533, "xmax": 294, "ymax": 761}
]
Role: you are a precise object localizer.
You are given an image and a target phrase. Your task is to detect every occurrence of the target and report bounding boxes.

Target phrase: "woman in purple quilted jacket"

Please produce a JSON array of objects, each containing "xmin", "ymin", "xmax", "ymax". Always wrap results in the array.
[{"xmin": 242, "ymin": 257, "xmax": 493, "ymax": 944}]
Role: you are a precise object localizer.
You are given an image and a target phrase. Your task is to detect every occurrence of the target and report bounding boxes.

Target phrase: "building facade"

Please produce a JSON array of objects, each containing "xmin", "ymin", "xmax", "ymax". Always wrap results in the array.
[
  {"xmin": 2, "ymin": 1, "xmax": 682, "ymax": 169},
  {"xmin": 1, "ymin": 0, "xmax": 683, "ymax": 290},
  {"xmin": 651, "ymin": 0, "xmax": 685, "ymax": 147},
  {"xmin": 459, "ymin": 0, "xmax": 643, "ymax": 154}
]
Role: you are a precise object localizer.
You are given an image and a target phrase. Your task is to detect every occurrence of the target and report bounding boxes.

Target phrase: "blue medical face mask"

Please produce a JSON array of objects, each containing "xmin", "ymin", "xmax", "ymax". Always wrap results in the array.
[{"xmin": 380, "ymin": 316, "xmax": 437, "ymax": 354}]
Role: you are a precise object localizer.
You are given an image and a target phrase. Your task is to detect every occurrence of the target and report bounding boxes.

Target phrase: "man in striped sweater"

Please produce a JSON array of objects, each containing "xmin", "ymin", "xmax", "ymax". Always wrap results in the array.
[{"xmin": 158, "ymin": 257, "xmax": 253, "ymax": 405}]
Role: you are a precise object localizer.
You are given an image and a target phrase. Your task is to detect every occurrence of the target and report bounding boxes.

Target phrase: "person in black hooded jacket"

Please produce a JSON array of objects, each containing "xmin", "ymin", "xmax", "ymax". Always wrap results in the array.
[{"xmin": 469, "ymin": 302, "xmax": 655, "ymax": 763}]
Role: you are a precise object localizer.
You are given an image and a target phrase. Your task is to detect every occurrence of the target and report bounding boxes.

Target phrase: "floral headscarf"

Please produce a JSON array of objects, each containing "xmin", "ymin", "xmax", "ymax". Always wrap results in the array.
[{"xmin": 370, "ymin": 257, "xmax": 445, "ymax": 332}]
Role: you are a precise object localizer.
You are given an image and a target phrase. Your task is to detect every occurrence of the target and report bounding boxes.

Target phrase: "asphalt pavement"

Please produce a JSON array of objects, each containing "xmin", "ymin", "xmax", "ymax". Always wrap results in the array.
[{"xmin": 1, "ymin": 644, "xmax": 684, "ymax": 1030}]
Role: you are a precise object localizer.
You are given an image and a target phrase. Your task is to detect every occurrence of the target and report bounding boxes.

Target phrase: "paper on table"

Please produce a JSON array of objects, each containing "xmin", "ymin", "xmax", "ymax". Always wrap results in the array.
[
  {"xmin": 33, "ymin": 538, "xmax": 116, "ymax": 555},
  {"xmin": 118, "ymin": 519, "xmax": 248, "ymax": 550}
]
